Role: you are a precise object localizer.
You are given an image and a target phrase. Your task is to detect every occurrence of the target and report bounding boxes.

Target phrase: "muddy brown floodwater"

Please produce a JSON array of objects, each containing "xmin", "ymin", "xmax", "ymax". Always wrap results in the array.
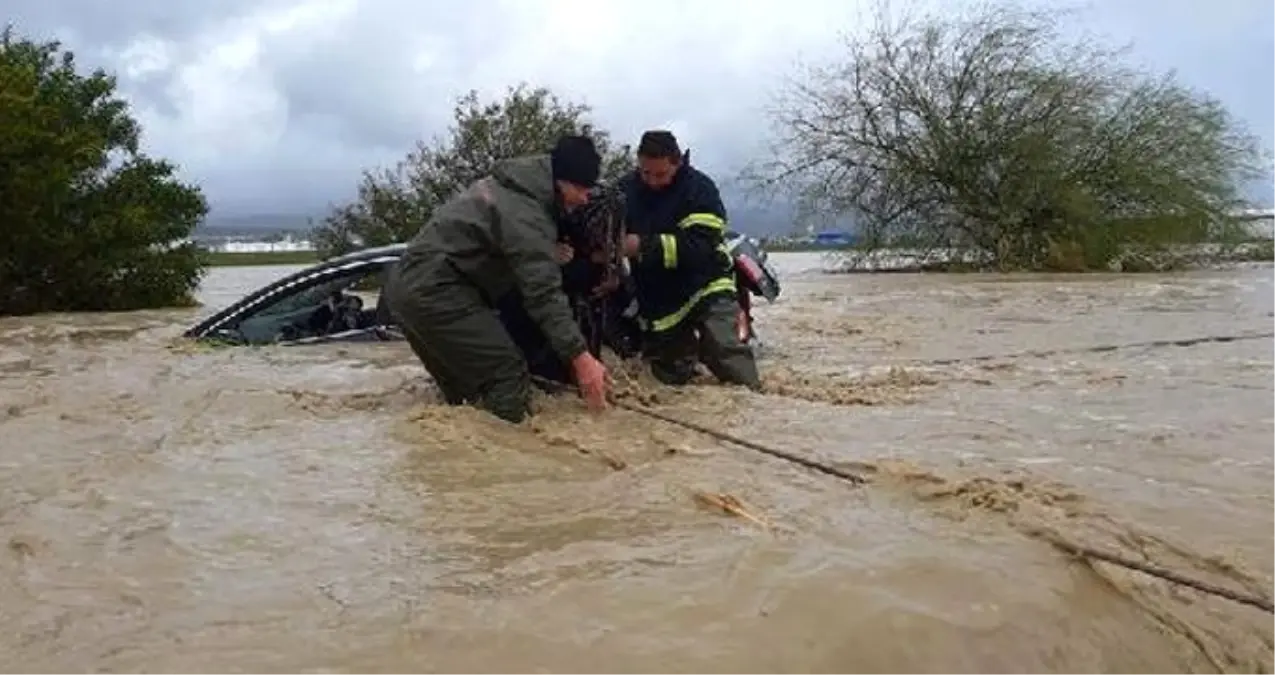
[{"xmin": 1, "ymin": 253, "xmax": 1272, "ymax": 673}]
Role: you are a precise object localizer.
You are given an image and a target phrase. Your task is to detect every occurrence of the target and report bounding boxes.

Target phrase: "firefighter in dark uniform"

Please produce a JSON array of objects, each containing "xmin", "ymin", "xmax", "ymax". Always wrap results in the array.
[
  {"xmin": 382, "ymin": 135, "xmax": 611, "ymax": 422},
  {"xmin": 619, "ymin": 130, "xmax": 761, "ymax": 388}
]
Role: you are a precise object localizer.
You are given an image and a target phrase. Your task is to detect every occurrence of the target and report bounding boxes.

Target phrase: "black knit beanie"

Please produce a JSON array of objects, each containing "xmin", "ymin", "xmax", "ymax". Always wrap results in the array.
[{"xmin": 550, "ymin": 135, "xmax": 602, "ymax": 187}]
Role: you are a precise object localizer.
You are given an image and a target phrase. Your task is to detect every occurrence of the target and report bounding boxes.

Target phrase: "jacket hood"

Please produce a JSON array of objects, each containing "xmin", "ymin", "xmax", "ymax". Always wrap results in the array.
[{"xmin": 491, "ymin": 154, "xmax": 555, "ymax": 206}]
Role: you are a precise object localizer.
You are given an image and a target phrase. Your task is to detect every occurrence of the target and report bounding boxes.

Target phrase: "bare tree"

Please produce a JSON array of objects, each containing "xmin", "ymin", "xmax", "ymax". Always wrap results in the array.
[{"xmin": 743, "ymin": 1, "xmax": 1266, "ymax": 271}]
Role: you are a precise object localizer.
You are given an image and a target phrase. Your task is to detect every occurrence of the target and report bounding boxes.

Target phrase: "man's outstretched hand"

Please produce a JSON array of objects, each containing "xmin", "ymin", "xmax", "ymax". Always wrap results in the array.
[{"xmin": 571, "ymin": 351, "xmax": 610, "ymax": 412}]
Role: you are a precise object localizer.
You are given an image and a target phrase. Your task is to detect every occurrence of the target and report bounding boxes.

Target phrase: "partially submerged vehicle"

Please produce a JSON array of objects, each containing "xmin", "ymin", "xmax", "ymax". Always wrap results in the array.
[
  {"xmin": 184, "ymin": 244, "xmax": 406, "ymax": 346},
  {"xmin": 184, "ymin": 232, "xmax": 782, "ymax": 353}
]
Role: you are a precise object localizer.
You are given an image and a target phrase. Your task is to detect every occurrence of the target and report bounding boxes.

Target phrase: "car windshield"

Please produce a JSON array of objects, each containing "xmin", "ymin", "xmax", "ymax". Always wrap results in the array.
[
  {"xmin": 257, "ymin": 277, "xmax": 358, "ymax": 317},
  {"xmin": 234, "ymin": 268, "xmax": 382, "ymax": 343}
]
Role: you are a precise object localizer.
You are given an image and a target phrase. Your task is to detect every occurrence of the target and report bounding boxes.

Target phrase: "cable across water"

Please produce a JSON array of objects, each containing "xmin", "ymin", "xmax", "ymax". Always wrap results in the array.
[
  {"xmin": 548, "ymin": 184, "xmax": 1273, "ymax": 616},
  {"xmin": 528, "ymin": 372, "xmax": 1275, "ymax": 616}
]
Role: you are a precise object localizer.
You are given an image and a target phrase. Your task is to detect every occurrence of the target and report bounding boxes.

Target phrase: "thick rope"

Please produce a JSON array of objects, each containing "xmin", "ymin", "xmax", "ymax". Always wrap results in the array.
[
  {"xmin": 552, "ymin": 189, "xmax": 1274, "ymax": 615},
  {"xmin": 613, "ymin": 397, "xmax": 870, "ymax": 485},
  {"xmin": 528, "ymin": 373, "xmax": 1275, "ymax": 616},
  {"xmin": 531, "ymin": 374, "xmax": 866, "ymax": 485},
  {"xmin": 911, "ymin": 331, "xmax": 1273, "ymax": 367},
  {"xmin": 1026, "ymin": 527, "xmax": 1275, "ymax": 614}
]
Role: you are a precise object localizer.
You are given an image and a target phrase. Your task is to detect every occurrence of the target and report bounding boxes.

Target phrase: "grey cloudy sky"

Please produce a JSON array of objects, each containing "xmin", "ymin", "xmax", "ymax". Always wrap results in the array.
[{"xmin": 9, "ymin": 0, "xmax": 1274, "ymax": 216}]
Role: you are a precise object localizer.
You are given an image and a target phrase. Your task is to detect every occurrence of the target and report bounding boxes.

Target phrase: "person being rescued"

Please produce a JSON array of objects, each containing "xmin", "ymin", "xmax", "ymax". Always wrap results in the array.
[
  {"xmin": 381, "ymin": 135, "xmax": 611, "ymax": 423},
  {"xmin": 494, "ymin": 194, "xmax": 643, "ymax": 389},
  {"xmin": 617, "ymin": 130, "xmax": 761, "ymax": 389}
]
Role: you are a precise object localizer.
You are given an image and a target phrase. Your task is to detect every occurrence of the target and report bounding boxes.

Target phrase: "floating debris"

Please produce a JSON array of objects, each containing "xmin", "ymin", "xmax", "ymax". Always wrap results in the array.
[{"xmin": 692, "ymin": 491, "xmax": 773, "ymax": 530}]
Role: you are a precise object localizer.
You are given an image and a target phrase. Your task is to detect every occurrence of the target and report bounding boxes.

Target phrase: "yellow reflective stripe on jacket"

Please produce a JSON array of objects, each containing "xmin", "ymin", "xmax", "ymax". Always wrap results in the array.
[
  {"xmin": 660, "ymin": 233, "xmax": 677, "ymax": 269},
  {"xmin": 717, "ymin": 242, "xmax": 732, "ymax": 264},
  {"xmin": 649, "ymin": 276, "xmax": 737, "ymax": 332},
  {"xmin": 677, "ymin": 212, "xmax": 726, "ymax": 231}
]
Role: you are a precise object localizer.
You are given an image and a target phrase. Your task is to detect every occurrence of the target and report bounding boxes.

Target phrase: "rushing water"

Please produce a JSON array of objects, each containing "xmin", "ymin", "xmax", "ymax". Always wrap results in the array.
[{"xmin": 1, "ymin": 253, "xmax": 1272, "ymax": 673}]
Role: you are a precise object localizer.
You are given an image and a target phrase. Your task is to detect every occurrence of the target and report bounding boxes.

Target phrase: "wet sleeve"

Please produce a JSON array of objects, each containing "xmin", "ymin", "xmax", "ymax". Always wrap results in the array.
[
  {"xmin": 498, "ymin": 201, "xmax": 588, "ymax": 363},
  {"xmin": 636, "ymin": 176, "xmax": 728, "ymax": 273}
]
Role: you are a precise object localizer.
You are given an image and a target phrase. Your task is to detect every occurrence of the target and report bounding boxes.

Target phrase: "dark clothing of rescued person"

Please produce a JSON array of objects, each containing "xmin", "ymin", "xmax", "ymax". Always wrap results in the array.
[
  {"xmin": 619, "ymin": 131, "xmax": 760, "ymax": 388},
  {"xmin": 493, "ymin": 289, "xmax": 571, "ymax": 388},
  {"xmin": 383, "ymin": 145, "xmax": 604, "ymax": 423},
  {"xmin": 496, "ymin": 217, "xmax": 643, "ymax": 389},
  {"xmin": 556, "ymin": 199, "xmax": 645, "ymax": 360}
]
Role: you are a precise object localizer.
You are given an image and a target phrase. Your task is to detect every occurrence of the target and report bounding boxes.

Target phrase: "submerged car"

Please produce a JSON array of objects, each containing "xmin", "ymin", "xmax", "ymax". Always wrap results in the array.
[{"xmin": 184, "ymin": 232, "xmax": 783, "ymax": 352}]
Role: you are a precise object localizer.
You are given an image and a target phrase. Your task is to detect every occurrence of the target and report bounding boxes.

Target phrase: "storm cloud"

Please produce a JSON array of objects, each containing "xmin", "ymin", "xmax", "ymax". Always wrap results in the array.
[{"xmin": 8, "ymin": 0, "xmax": 1273, "ymax": 217}]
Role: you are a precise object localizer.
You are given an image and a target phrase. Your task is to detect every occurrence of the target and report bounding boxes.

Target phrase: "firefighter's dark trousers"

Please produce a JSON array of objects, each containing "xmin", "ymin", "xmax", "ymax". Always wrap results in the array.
[{"xmin": 645, "ymin": 292, "xmax": 760, "ymax": 388}]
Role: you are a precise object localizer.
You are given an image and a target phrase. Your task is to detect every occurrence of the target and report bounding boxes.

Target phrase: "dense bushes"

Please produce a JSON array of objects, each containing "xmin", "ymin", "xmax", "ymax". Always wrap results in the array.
[{"xmin": 0, "ymin": 26, "xmax": 209, "ymax": 315}]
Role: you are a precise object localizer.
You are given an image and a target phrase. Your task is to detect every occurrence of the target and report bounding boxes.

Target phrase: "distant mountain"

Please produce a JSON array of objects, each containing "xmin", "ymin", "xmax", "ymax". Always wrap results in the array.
[
  {"xmin": 725, "ymin": 206, "xmax": 800, "ymax": 237},
  {"xmin": 198, "ymin": 168, "xmax": 900, "ymax": 240},
  {"xmin": 725, "ymin": 198, "xmax": 860, "ymax": 237},
  {"xmin": 196, "ymin": 203, "xmax": 811, "ymax": 239},
  {"xmin": 193, "ymin": 164, "xmax": 1270, "ymax": 238}
]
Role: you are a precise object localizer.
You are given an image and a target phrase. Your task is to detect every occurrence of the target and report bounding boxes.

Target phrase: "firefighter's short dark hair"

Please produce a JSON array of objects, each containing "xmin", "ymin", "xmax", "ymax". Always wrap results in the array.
[{"xmin": 637, "ymin": 130, "xmax": 681, "ymax": 161}]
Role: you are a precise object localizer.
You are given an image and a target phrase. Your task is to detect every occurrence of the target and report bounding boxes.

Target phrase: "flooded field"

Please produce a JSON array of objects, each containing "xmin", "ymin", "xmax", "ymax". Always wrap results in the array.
[{"xmin": 1, "ymin": 252, "xmax": 1272, "ymax": 673}]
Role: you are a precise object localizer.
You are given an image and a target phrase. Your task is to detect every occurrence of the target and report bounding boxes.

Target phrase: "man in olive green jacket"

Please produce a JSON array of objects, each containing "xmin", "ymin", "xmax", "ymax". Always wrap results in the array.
[{"xmin": 383, "ymin": 136, "xmax": 611, "ymax": 423}]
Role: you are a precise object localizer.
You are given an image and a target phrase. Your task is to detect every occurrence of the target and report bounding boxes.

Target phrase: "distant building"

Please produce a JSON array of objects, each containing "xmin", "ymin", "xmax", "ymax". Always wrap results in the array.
[
  {"xmin": 812, "ymin": 231, "xmax": 858, "ymax": 248},
  {"xmin": 215, "ymin": 238, "xmax": 316, "ymax": 253},
  {"xmin": 191, "ymin": 233, "xmax": 317, "ymax": 253}
]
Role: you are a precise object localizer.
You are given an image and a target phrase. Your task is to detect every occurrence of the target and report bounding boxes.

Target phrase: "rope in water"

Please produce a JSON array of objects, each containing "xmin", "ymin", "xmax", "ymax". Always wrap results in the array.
[
  {"xmin": 528, "ymin": 373, "xmax": 1275, "ymax": 615},
  {"xmin": 1028, "ymin": 528, "xmax": 1275, "ymax": 614},
  {"xmin": 910, "ymin": 330, "xmax": 1274, "ymax": 367},
  {"xmin": 532, "ymin": 375, "xmax": 867, "ymax": 484},
  {"xmin": 549, "ymin": 195, "xmax": 1273, "ymax": 613},
  {"xmin": 614, "ymin": 397, "xmax": 870, "ymax": 485}
]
